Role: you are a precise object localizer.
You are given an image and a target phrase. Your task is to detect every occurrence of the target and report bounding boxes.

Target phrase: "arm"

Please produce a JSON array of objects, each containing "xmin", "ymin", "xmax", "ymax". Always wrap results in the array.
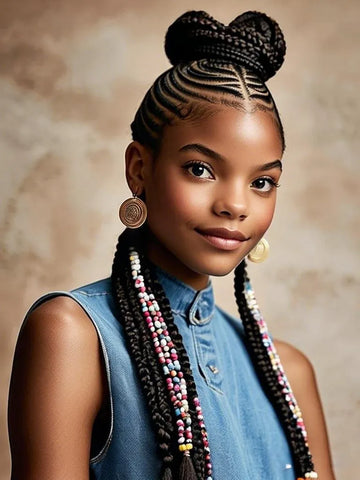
[
  {"xmin": 8, "ymin": 296, "xmax": 105, "ymax": 480},
  {"xmin": 274, "ymin": 339, "xmax": 336, "ymax": 480}
]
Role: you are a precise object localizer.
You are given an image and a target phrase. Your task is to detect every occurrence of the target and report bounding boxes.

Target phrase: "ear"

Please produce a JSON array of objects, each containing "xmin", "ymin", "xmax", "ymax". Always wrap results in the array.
[{"xmin": 125, "ymin": 141, "xmax": 153, "ymax": 195}]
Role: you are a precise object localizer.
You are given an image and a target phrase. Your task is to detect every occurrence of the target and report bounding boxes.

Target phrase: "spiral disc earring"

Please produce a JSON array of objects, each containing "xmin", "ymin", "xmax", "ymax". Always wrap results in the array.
[
  {"xmin": 119, "ymin": 194, "xmax": 147, "ymax": 229},
  {"xmin": 247, "ymin": 238, "xmax": 269, "ymax": 263}
]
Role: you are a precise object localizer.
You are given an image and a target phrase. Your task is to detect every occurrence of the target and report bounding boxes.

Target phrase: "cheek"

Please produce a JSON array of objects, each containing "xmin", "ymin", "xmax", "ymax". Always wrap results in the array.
[
  {"xmin": 146, "ymin": 172, "xmax": 206, "ymax": 224},
  {"xmin": 252, "ymin": 197, "xmax": 277, "ymax": 237}
]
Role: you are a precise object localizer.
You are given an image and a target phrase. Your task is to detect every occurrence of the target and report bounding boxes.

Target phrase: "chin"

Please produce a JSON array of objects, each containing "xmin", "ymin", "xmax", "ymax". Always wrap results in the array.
[{"xmin": 191, "ymin": 257, "xmax": 243, "ymax": 278}]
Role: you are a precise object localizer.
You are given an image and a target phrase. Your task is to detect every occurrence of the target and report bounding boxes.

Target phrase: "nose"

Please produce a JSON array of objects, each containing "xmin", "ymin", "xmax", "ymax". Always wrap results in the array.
[{"xmin": 212, "ymin": 185, "xmax": 249, "ymax": 220}]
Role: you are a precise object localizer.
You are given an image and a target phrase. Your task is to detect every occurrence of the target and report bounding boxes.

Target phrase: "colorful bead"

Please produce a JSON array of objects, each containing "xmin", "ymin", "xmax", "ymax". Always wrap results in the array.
[
  {"xmin": 244, "ymin": 280, "xmax": 317, "ymax": 478},
  {"xmin": 129, "ymin": 249, "xmax": 212, "ymax": 479}
]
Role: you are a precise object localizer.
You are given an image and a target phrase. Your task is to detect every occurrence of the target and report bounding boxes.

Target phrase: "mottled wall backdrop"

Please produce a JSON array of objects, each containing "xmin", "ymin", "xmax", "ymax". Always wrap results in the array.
[{"xmin": 1, "ymin": 1, "xmax": 359, "ymax": 478}]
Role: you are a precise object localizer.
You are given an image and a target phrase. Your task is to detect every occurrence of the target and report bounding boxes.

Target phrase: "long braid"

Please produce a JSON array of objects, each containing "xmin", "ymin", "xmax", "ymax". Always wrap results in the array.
[
  {"xmin": 143, "ymin": 265, "xmax": 207, "ymax": 478},
  {"xmin": 112, "ymin": 230, "xmax": 176, "ymax": 477},
  {"xmin": 112, "ymin": 228, "xmax": 211, "ymax": 479},
  {"xmin": 234, "ymin": 260, "xmax": 316, "ymax": 478}
]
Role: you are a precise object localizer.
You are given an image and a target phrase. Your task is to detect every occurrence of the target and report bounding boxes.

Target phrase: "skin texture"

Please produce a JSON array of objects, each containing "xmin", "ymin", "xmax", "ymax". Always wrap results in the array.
[
  {"xmin": 8, "ymin": 107, "xmax": 336, "ymax": 479},
  {"xmin": 127, "ymin": 108, "xmax": 283, "ymax": 290}
]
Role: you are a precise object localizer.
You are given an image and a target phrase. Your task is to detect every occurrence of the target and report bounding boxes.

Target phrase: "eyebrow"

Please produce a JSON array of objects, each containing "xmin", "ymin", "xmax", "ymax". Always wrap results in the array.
[
  {"xmin": 179, "ymin": 143, "xmax": 283, "ymax": 171},
  {"xmin": 260, "ymin": 160, "xmax": 283, "ymax": 172},
  {"xmin": 179, "ymin": 143, "xmax": 225, "ymax": 162}
]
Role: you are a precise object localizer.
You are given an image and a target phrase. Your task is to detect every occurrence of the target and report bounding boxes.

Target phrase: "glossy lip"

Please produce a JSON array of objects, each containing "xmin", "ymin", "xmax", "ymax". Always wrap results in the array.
[{"xmin": 195, "ymin": 227, "xmax": 250, "ymax": 251}]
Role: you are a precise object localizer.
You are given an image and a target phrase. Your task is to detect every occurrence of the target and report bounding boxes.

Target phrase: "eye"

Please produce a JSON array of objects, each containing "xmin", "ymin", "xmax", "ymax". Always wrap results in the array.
[
  {"xmin": 185, "ymin": 161, "xmax": 213, "ymax": 179},
  {"xmin": 251, "ymin": 177, "xmax": 280, "ymax": 192}
]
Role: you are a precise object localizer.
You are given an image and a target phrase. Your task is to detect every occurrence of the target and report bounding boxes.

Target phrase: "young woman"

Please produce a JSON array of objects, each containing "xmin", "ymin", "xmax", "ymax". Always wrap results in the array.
[{"xmin": 8, "ymin": 10, "xmax": 335, "ymax": 480}]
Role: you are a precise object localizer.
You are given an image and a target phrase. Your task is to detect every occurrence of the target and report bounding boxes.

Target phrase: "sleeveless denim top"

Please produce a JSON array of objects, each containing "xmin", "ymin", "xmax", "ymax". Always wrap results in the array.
[{"xmin": 26, "ymin": 268, "xmax": 295, "ymax": 479}]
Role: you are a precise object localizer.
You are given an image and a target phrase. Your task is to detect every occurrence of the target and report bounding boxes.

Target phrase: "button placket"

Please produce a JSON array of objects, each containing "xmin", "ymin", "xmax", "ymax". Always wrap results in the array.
[{"xmin": 188, "ymin": 293, "xmax": 223, "ymax": 393}]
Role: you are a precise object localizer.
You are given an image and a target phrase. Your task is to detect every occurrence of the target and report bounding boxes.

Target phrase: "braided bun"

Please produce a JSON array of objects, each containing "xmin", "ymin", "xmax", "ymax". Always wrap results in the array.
[{"xmin": 165, "ymin": 10, "xmax": 286, "ymax": 82}]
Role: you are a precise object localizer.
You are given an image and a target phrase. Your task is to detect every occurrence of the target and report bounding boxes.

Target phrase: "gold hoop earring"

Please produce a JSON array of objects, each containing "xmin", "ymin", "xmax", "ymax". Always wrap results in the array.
[
  {"xmin": 119, "ymin": 194, "xmax": 147, "ymax": 229},
  {"xmin": 247, "ymin": 238, "xmax": 269, "ymax": 263}
]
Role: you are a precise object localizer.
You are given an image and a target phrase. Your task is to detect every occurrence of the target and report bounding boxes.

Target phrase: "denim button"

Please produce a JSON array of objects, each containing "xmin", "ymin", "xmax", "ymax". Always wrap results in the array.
[{"xmin": 209, "ymin": 365, "xmax": 219, "ymax": 374}]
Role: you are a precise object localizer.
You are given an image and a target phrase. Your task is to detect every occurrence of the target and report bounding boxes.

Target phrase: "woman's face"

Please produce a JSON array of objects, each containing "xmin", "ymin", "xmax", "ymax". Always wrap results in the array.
[{"xmin": 142, "ymin": 106, "xmax": 283, "ymax": 289}]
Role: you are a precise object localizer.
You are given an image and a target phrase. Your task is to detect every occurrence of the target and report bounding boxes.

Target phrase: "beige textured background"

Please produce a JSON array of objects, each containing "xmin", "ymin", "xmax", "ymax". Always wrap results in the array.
[{"xmin": 1, "ymin": 1, "xmax": 359, "ymax": 478}]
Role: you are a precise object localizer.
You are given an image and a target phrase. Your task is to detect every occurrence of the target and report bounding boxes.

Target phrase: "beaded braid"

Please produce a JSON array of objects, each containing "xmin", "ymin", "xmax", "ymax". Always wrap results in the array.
[
  {"xmin": 112, "ymin": 229, "xmax": 212, "ymax": 480},
  {"xmin": 234, "ymin": 261, "xmax": 318, "ymax": 479},
  {"xmin": 112, "ymin": 233, "xmax": 176, "ymax": 476}
]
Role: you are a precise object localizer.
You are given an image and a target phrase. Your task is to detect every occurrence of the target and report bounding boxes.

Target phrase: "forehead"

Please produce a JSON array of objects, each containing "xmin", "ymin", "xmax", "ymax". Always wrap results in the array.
[{"xmin": 158, "ymin": 107, "xmax": 283, "ymax": 160}]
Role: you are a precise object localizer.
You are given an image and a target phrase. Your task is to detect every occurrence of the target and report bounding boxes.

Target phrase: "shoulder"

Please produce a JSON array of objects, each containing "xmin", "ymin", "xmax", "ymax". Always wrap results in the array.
[
  {"xmin": 274, "ymin": 339, "xmax": 315, "ymax": 384},
  {"xmin": 9, "ymin": 295, "xmax": 106, "ymax": 478},
  {"xmin": 274, "ymin": 340, "xmax": 315, "ymax": 391},
  {"xmin": 21, "ymin": 295, "xmax": 99, "ymax": 350},
  {"xmin": 13, "ymin": 294, "xmax": 104, "ymax": 412}
]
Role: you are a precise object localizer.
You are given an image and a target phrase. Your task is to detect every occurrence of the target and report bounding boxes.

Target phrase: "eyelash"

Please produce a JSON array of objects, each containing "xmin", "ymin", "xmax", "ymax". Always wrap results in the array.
[
  {"xmin": 184, "ymin": 161, "xmax": 281, "ymax": 192},
  {"xmin": 183, "ymin": 161, "xmax": 214, "ymax": 179},
  {"xmin": 251, "ymin": 177, "xmax": 280, "ymax": 193}
]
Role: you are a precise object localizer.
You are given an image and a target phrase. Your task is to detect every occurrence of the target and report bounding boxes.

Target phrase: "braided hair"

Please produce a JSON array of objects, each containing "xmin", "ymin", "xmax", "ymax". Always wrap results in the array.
[{"xmin": 111, "ymin": 10, "xmax": 316, "ymax": 480}]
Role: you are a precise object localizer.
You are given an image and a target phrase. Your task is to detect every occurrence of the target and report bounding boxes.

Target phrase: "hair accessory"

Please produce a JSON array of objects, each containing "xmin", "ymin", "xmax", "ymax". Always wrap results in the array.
[
  {"xmin": 129, "ymin": 249, "xmax": 213, "ymax": 480},
  {"xmin": 247, "ymin": 238, "xmax": 269, "ymax": 263},
  {"xmin": 243, "ymin": 278, "xmax": 317, "ymax": 479},
  {"xmin": 119, "ymin": 194, "xmax": 147, "ymax": 229}
]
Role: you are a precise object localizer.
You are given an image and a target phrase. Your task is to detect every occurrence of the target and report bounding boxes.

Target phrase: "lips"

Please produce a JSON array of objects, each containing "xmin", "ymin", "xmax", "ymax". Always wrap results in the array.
[{"xmin": 195, "ymin": 227, "xmax": 250, "ymax": 251}]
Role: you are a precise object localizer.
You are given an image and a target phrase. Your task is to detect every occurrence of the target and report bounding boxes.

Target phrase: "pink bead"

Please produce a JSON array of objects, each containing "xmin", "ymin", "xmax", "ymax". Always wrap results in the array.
[
  {"xmin": 155, "ymin": 347, "xmax": 162, "ymax": 354},
  {"xmin": 140, "ymin": 287, "xmax": 146, "ymax": 292}
]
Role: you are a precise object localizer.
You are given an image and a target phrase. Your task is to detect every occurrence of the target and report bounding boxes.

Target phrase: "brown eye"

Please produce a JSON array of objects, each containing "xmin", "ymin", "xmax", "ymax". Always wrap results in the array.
[
  {"xmin": 186, "ymin": 162, "xmax": 213, "ymax": 179},
  {"xmin": 251, "ymin": 177, "xmax": 279, "ymax": 192}
]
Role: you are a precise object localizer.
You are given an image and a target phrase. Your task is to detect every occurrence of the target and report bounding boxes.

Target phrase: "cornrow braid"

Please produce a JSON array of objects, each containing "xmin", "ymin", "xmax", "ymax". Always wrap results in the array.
[
  {"xmin": 131, "ymin": 61, "xmax": 283, "ymax": 153},
  {"xmin": 131, "ymin": 11, "xmax": 286, "ymax": 153},
  {"xmin": 234, "ymin": 260, "xmax": 317, "ymax": 478}
]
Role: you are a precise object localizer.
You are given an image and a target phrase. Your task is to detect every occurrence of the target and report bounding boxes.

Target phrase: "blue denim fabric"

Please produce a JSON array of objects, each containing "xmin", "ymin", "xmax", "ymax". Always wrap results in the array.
[{"xmin": 26, "ymin": 269, "xmax": 295, "ymax": 479}]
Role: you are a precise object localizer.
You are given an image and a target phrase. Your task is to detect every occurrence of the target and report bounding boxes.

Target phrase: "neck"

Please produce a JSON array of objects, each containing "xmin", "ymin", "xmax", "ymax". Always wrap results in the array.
[{"xmin": 146, "ymin": 231, "xmax": 209, "ymax": 291}]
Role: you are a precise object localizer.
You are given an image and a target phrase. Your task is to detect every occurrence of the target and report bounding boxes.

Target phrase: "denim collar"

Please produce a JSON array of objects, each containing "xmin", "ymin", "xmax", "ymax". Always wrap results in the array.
[{"xmin": 153, "ymin": 266, "xmax": 215, "ymax": 325}]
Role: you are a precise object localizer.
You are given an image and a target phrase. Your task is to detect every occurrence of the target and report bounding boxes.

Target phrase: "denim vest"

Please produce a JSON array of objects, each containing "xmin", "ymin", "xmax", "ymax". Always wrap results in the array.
[{"xmin": 26, "ymin": 269, "xmax": 295, "ymax": 479}]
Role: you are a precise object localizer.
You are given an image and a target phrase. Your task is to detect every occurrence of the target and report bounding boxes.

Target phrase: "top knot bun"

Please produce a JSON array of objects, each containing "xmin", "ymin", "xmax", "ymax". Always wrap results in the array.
[{"xmin": 165, "ymin": 10, "xmax": 286, "ymax": 82}]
